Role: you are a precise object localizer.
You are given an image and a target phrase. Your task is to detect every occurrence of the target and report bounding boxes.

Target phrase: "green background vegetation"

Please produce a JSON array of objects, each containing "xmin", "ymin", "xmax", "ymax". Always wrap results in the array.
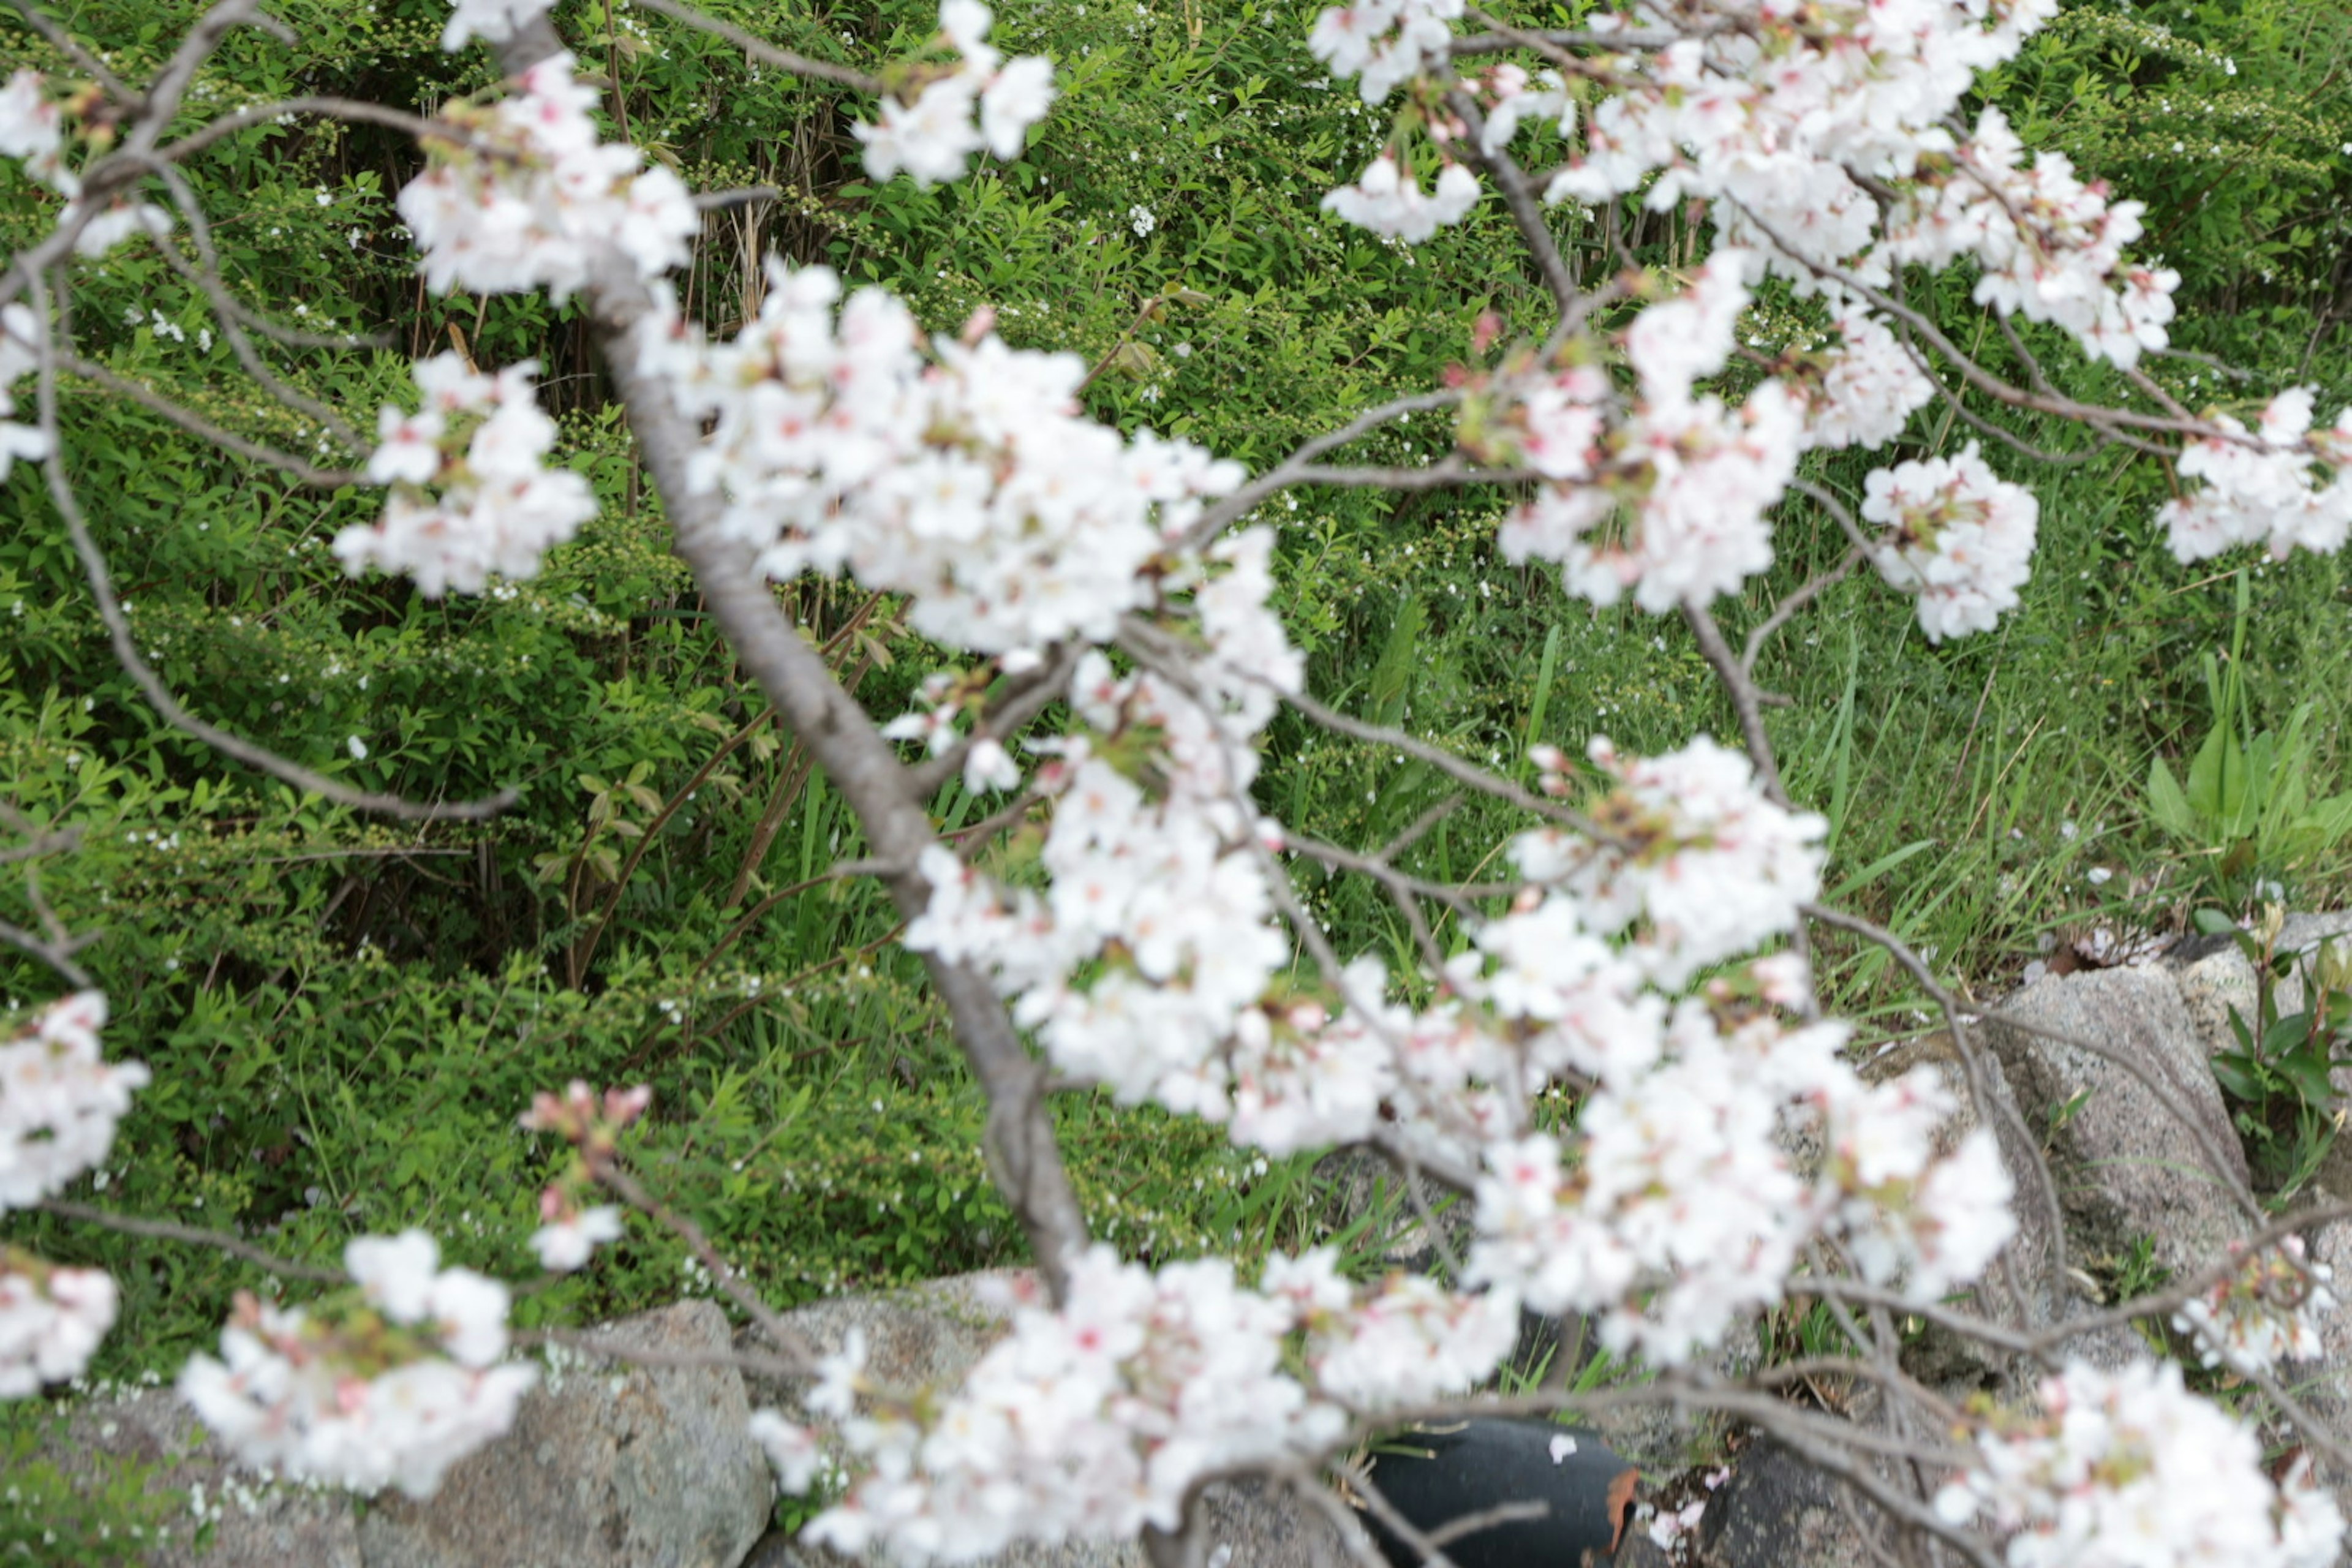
[{"xmin": 4, "ymin": 0, "xmax": 2352, "ymax": 1528}]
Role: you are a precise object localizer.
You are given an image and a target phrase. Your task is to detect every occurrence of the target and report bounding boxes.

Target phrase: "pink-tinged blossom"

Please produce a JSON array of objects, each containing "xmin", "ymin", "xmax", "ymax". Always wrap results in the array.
[
  {"xmin": 439, "ymin": 0, "xmax": 550, "ymax": 51},
  {"xmin": 529, "ymin": 1200, "xmax": 624, "ymax": 1273},
  {"xmin": 397, "ymin": 53, "xmax": 697, "ymax": 299},
  {"xmin": 1499, "ymin": 382, "xmax": 1803, "ymax": 613},
  {"xmin": 748, "ymin": 1409, "xmax": 828, "ymax": 1494},
  {"xmin": 179, "ymin": 1232, "xmax": 532, "ymax": 1498},
  {"xmin": 2159, "ymin": 390, "xmax": 2352, "ymax": 564},
  {"xmin": 854, "ymin": 4, "xmax": 1054, "ymax": 185},
  {"xmin": 801, "ymin": 1245, "xmax": 1502, "ymax": 1559},
  {"xmin": 0, "ymin": 69, "xmax": 74, "ymax": 195},
  {"xmin": 2173, "ymin": 1237, "xmax": 2335, "ymax": 1374},
  {"xmin": 1885, "ymin": 107, "xmax": 2177, "ymax": 368},
  {"xmin": 1935, "ymin": 1359, "xmax": 2344, "ymax": 1568},
  {"xmin": 0, "ymin": 991, "xmax": 148, "ymax": 1212},
  {"xmin": 0, "ymin": 1253, "xmax": 117, "ymax": 1396},
  {"xmin": 1493, "ymin": 258, "xmax": 1798, "ymax": 613},
  {"xmin": 1321, "ymin": 157, "xmax": 1480, "ymax": 243},
  {"xmin": 1306, "ymin": 0, "xmax": 1466, "ymax": 104},
  {"xmin": 336, "ymin": 353, "xmax": 595, "ymax": 595},
  {"xmin": 1862, "ymin": 442, "xmax": 2039, "ymax": 642},
  {"xmin": 633, "ymin": 262, "xmax": 1246, "ymax": 654},
  {"xmin": 1819, "ymin": 1066, "xmax": 2016, "ymax": 1298},
  {"xmin": 1799, "ymin": 305, "xmax": 1936, "ymax": 451},
  {"xmin": 1510, "ymin": 736, "xmax": 1826, "ymax": 988}
]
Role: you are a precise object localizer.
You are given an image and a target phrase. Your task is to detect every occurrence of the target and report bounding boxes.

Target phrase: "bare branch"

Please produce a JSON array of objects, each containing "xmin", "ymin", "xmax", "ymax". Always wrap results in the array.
[
  {"xmin": 623, "ymin": 0, "xmax": 883, "ymax": 92},
  {"xmin": 38, "ymin": 1198, "xmax": 345, "ymax": 1283},
  {"xmin": 1445, "ymin": 88, "xmax": 1580, "ymax": 318}
]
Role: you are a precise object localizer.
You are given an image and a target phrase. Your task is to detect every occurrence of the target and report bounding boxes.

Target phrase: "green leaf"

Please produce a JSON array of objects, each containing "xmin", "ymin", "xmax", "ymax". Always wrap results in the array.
[
  {"xmin": 2213, "ymin": 1050, "xmax": 2269, "ymax": 1102},
  {"xmin": 2146, "ymin": 756, "xmax": 2200, "ymax": 840}
]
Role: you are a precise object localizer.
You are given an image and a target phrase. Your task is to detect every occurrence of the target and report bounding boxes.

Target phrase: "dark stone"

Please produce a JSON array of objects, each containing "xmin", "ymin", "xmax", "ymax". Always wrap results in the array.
[
  {"xmin": 1693, "ymin": 1441, "xmax": 1877, "ymax": 1568},
  {"xmin": 1358, "ymin": 1418, "xmax": 1636, "ymax": 1568}
]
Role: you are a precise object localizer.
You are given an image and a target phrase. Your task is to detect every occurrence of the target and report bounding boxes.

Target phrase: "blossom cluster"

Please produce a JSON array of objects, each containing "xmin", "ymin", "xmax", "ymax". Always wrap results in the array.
[
  {"xmin": 0, "ymin": 992, "xmax": 144, "ymax": 1396},
  {"xmin": 335, "ymin": 352, "xmax": 597, "ymax": 597},
  {"xmin": 1320, "ymin": 155, "xmax": 1479, "ymax": 242},
  {"xmin": 1885, "ymin": 108, "xmax": 2180, "ymax": 371},
  {"xmin": 2158, "ymin": 388, "xmax": 2352, "ymax": 564},
  {"xmin": 0, "ymin": 991, "xmax": 146, "ymax": 1212},
  {"xmin": 854, "ymin": 2, "xmax": 1054, "ymax": 186},
  {"xmin": 1306, "ymin": 0, "xmax": 1465, "ymax": 105},
  {"xmin": 2171, "ymin": 1236, "xmax": 2336, "ymax": 1374},
  {"xmin": 0, "ymin": 69, "xmax": 169, "ymax": 255},
  {"xmin": 1861, "ymin": 442, "xmax": 2040, "ymax": 643},
  {"xmin": 633, "ymin": 262, "xmax": 1247, "ymax": 655},
  {"xmin": 1514, "ymin": 735, "xmax": 1826, "ymax": 988},
  {"xmin": 906, "ymin": 635, "xmax": 1305, "ymax": 1139},
  {"xmin": 1494, "ymin": 251, "xmax": 1804, "ymax": 612},
  {"xmin": 179, "ymin": 1230, "xmax": 535, "ymax": 1498},
  {"xmin": 1795, "ymin": 304, "xmax": 1938, "ymax": 453},
  {"xmin": 1935, "ymin": 1359, "xmax": 2343, "ymax": 1568},
  {"xmin": 0, "ymin": 1250, "xmax": 116, "ymax": 1398},
  {"xmin": 769, "ymin": 1246, "xmax": 1511, "ymax": 1559},
  {"xmin": 398, "ymin": 51, "xmax": 698, "ymax": 298}
]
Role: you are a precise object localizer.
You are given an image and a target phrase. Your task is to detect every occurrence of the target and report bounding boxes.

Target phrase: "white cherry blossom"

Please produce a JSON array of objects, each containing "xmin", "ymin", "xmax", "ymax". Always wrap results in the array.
[
  {"xmin": 1936, "ymin": 1359, "xmax": 2343, "ymax": 1568},
  {"xmin": 1863, "ymin": 442, "xmax": 2040, "ymax": 642},
  {"xmin": 0, "ymin": 991, "xmax": 148, "ymax": 1212}
]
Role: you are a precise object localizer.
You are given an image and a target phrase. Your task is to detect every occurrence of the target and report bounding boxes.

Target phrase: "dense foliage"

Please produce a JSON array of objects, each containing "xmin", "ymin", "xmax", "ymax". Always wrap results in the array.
[{"xmin": 6, "ymin": 0, "xmax": 2352, "ymax": 1548}]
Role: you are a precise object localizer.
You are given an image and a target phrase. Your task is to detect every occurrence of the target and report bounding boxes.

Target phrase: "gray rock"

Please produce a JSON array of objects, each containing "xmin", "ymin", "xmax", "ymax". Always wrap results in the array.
[
  {"xmin": 1692, "ymin": 1441, "xmax": 1880, "ymax": 1568},
  {"xmin": 2168, "ymin": 912, "xmax": 2352, "ymax": 1075},
  {"xmin": 36, "ymin": 1384, "xmax": 362, "ymax": 1568},
  {"xmin": 1981, "ymin": 967, "xmax": 2255, "ymax": 1280},
  {"xmin": 739, "ymin": 1268, "xmax": 1032, "ymax": 1414},
  {"xmin": 1312, "ymin": 1147, "xmax": 1474, "ymax": 1276},
  {"xmin": 358, "ymin": 1299, "xmax": 771, "ymax": 1568}
]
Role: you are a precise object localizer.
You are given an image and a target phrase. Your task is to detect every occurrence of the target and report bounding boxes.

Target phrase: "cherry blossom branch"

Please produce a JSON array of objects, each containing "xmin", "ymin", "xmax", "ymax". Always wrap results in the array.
[
  {"xmin": 23, "ymin": 274, "xmax": 520, "ymax": 823},
  {"xmin": 1728, "ymin": 197, "xmax": 2225, "ymax": 444},
  {"xmin": 1683, "ymin": 597, "xmax": 1789, "ymax": 805},
  {"xmin": 1444, "ymin": 88, "xmax": 1579, "ymax": 316},
  {"xmin": 1336, "ymin": 1453, "xmax": 1468, "ymax": 1568},
  {"xmin": 46, "ymin": 345, "xmax": 366, "ymax": 486},
  {"xmin": 1799, "ymin": 900, "xmax": 2065, "ymax": 1333},
  {"xmin": 589, "ymin": 1162, "xmax": 818, "ymax": 1368},
  {"xmin": 620, "ymin": 0, "xmax": 883, "ymax": 92},
  {"xmin": 902, "ymin": 642, "xmax": 1084, "ymax": 799},
  {"xmin": 156, "ymin": 96, "xmax": 511, "ymax": 167},
  {"xmin": 133, "ymin": 157, "xmax": 366, "ymax": 450},
  {"xmin": 36, "ymin": 1198, "xmax": 346, "ymax": 1283},
  {"xmin": 476, "ymin": 0, "xmax": 1097, "ymax": 1288},
  {"xmin": 0, "ymin": 802, "xmax": 94, "ymax": 987},
  {"xmin": 0, "ymin": 916, "xmax": 91, "ymax": 987},
  {"xmin": 1182, "ymin": 389, "xmax": 1463, "ymax": 548},
  {"xmin": 1273, "ymin": 683, "xmax": 1608, "ymax": 839},
  {"xmin": 1740, "ymin": 543, "xmax": 1862, "ymax": 677}
]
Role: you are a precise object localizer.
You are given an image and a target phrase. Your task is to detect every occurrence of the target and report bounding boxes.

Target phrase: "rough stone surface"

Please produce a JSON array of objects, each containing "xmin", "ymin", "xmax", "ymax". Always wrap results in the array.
[
  {"xmin": 2167, "ymin": 911, "xmax": 2352, "ymax": 1069},
  {"xmin": 35, "ymin": 1384, "xmax": 363, "ymax": 1568},
  {"xmin": 1981, "ymin": 966, "xmax": 2254, "ymax": 1278},
  {"xmin": 1312, "ymin": 1146, "xmax": 1474, "ymax": 1275},
  {"xmin": 738, "ymin": 1268, "xmax": 1031, "ymax": 1414},
  {"xmin": 358, "ymin": 1299, "xmax": 771, "ymax": 1568},
  {"xmin": 1692, "ymin": 1441, "xmax": 1877, "ymax": 1568}
]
